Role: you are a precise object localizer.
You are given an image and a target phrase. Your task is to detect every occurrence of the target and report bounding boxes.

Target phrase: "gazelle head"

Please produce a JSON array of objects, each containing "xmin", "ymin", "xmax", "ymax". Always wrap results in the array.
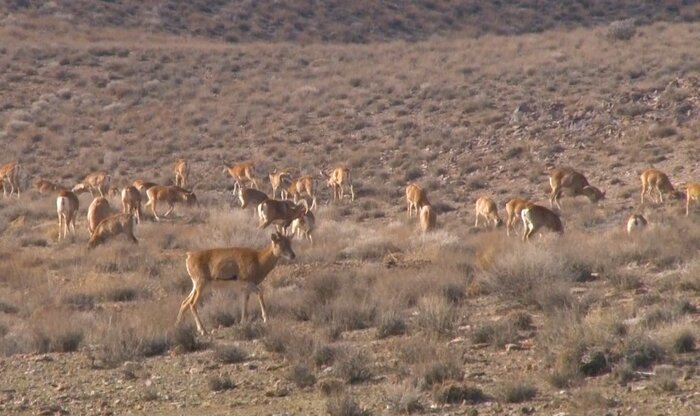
[
  {"xmin": 270, "ymin": 232, "xmax": 295, "ymax": 260},
  {"xmin": 582, "ymin": 186, "xmax": 605, "ymax": 203},
  {"xmin": 184, "ymin": 190, "xmax": 198, "ymax": 205}
]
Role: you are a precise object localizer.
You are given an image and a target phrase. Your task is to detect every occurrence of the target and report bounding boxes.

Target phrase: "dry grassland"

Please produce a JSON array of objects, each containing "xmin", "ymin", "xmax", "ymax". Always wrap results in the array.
[{"xmin": 0, "ymin": 12, "xmax": 699, "ymax": 416}]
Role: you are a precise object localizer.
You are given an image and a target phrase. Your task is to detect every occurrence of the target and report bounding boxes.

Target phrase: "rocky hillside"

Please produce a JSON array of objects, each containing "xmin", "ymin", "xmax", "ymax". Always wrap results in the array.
[{"xmin": 3, "ymin": 0, "xmax": 700, "ymax": 42}]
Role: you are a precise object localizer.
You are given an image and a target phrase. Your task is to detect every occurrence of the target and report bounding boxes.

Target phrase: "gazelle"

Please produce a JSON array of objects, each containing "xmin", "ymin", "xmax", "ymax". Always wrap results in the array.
[
  {"xmin": 405, "ymin": 183, "xmax": 430, "ymax": 218},
  {"xmin": 234, "ymin": 182, "xmax": 268, "ymax": 217},
  {"xmin": 132, "ymin": 180, "xmax": 158, "ymax": 192},
  {"xmin": 176, "ymin": 231, "xmax": 296, "ymax": 335},
  {"xmin": 121, "ymin": 186, "xmax": 142, "ymax": 224},
  {"xmin": 174, "ymin": 159, "xmax": 189, "ymax": 188},
  {"xmin": 258, "ymin": 199, "xmax": 309, "ymax": 234},
  {"xmin": 56, "ymin": 190, "xmax": 79, "ymax": 240},
  {"xmin": 320, "ymin": 167, "xmax": 354, "ymax": 202},
  {"xmin": 224, "ymin": 161, "xmax": 258, "ymax": 190},
  {"xmin": 549, "ymin": 168, "xmax": 604, "ymax": 210},
  {"xmin": 0, "ymin": 161, "xmax": 21, "ymax": 198},
  {"xmin": 290, "ymin": 209, "xmax": 315, "ymax": 244},
  {"xmin": 626, "ymin": 214, "xmax": 648, "ymax": 235},
  {"xmin": 73, "ymin": 171, "xmax": 111, "ymax": 197},
  {"xmin": 640, "ymin": 169, "xmax": 681, "ymax": 204},
  {"xmin": 521, "ymin": 204, "xmax": 563, "ymax": 241},
  {"xmin": 686, "ymin": 183, "xmax": 700, "ymax": 216},
  {"xmin": 87, "ymin": 213, "xmax": 138, "ymax": 248},
  {"xmin": 144, "ymin": 185, "xmax": 197, "ymax": 221},
  {"xmin": 34, "ymin": 178, "xmax": 67, "ymax": 194},
  {"xmin": 420, "ymin": 204, "xmax": 437, "ymax": 233},
  {"xmin": 87, "ymin": 197, "xmax": 113, "ymax": 234},
  {"xmin": 505, "ymin": 198, "xmax": 534, "ymax": 237},
  {"xmin": 269, "ymin": 169, "xmax": 291, "ymax": 199},
  {"xmin": 282, "ymin": 175, "xmax": 317, "ymax": 210},
  {"xmin": 474, "ymin": 196, "xmax": 502, "ymax": 228}
]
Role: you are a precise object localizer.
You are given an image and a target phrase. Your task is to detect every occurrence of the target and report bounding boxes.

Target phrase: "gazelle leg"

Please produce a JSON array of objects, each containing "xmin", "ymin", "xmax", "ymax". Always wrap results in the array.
[{"xmin": 256, "ymin": 288, "xmax": 268, "ymax": 323}]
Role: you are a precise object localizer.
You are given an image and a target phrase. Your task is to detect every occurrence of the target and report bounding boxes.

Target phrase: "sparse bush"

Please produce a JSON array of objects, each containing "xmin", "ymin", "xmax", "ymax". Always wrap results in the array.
[
  {"xmin": 208, "ymin": 374, "xmax": 236, "ymax": 391},
  {"xmin": 416, "ymin": 295, "xmax": 456, "ymax": 337},
  {"xmin": 606, "ymin": 19, "xmax": 636, "ymax": 41},
  {"xmin": 326, "ymin": 395, "xmax": 371, "ymax": 416},
  {"xmin": 385, "ymin": 382, "xmax": 423, "ymax": 413},
  {"xmin": 288, "ymin": 363, "xmax": 317, "ymax": 388},
  {"xmin": 421, "ymin": 360, "xmax": 463, "ymax": 389},
  {"xmin": 623, "ymin": 336, "xmax": 665, "ymax": 370},
  {"xmin": 336, "ymin": 351, "xmax": 372, "ymax": 384},
  {"xmin": 214, "ymin": 345, "xmax": 249, "ymax": 364},
  {"xmin": 314, "ymin": 344, "xmax": 339, "ymax": 368},
  {"xmin": 499, "ymin": 382, "xmax": 537, "ymax": 403},
  {"xmin": 170, "ymin": 325, "xmax": 200, "ymax": 353},
  {"xmin": 376, "ymin": 311, "xmax": 406, "ymax": 339},
  {"xmin": 433, "ymin": 382, "xmax": 486, "ymax": 405},
  {"xmin": 234, "ymin": 321, "xmax": 266, "ymax": 340}
]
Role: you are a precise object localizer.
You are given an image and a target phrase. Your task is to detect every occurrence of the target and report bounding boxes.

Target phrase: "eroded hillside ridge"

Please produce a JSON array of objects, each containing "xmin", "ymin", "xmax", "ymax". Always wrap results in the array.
[{"xmin": 3, "ymin": 0, "xmax": 700, "ymax": 42}]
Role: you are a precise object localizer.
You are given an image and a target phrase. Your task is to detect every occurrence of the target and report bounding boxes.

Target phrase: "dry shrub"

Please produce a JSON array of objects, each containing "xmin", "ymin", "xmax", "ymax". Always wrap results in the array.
[
  {"xmin": 606, "ymin": 19, "xmax": 636, "ymax": 41},
  {"xmin": 415, "ymin": 295, "xmax": 456, "ymax": 337},
  {"xmin": 207, "ymin": 373, "xmax": 236, "ymax": 391},
  {"xmin": 498, "ymin": 382, "xmax": 537, "ymax": 403},
  {"xmin": 376, "ymin": 310, "xmax": 407, "ymax": 339},
  {"xmin": 385, "ymin": 381, "xmax": 423, "ymax": 413},
  {"xmin": 433, "ymin": 382, "xmax": 486, "ymax": 405},
  {"xmin": 288, "ymin": 362, "xmax": 317, "ymax": 388},
  {"xmin": 336, "ymin": 350, "xmax": 373, "ymax": 384},
  {"xmin": 214, "ymin": 344, "xmax": 249, "ymax": 364},
  {"xmin": 326, "ymin": 395, "xmax": 371, "ymax": 416}
]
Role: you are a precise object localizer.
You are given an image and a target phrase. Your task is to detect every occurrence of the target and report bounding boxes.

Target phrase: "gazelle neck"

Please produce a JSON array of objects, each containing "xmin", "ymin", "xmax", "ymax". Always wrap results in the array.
[{"xmin": 257, "ymin": 242, "xmax": 280, "ymax": 275}]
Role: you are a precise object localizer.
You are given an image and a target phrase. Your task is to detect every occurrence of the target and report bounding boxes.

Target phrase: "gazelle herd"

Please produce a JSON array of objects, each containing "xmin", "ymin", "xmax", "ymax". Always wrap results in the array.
[{"xmin": 2, "ymin": 157, "xmax": 698, "ymax": 335}]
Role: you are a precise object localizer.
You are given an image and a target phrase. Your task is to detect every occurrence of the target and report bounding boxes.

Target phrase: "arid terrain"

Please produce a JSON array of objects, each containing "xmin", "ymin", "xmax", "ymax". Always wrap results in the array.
[{"xmin": 1, "ymin": 2, "xmax": 700, "ymax": 415}]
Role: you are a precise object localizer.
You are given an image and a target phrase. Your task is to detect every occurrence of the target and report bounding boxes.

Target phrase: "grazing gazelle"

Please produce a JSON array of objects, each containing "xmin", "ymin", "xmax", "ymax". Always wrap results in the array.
[
  {"xmin": 474, "ymin": 196, "xmax": 502, "ymax": 228},
  {"xmin": 87, "ymin": 213, "xmax": 138, "ymax": 249},
  {"xmin": 405, "ymin": 183, "xmax": 430, "ymax": 218},
  {"xmin": 121, "ymin": 186, "xmax": 142, "ymax": 224},
  {"xmin": 626, "ymin": 214, "xmax": 648, "ymax": 235},
  {"xmin": 320, "ymin": 166, "xmax": 354, "ymax": 202},
  {"xmin": 686, "ymin": 183, "xmax": 700, "ymax": 216},
  {"xmin": 505, "ymin": 198, "xmax": 534, "ymax": 237},
  {"xmin": 283, "ymin": 175, "xmax": 317, "ymax": 210},
  {"xmin": 174, "ymin": 159, "xmax": 189, "ymax": 188},
  {"xmin": 419, "ymin": 204, "xmax": 437, "ymax": 233},
  {"xmin": 224, "ymin": 161, "xmax": 258, "ymax": 190},
  {"xmin": 34, "ymin": 178, "xmax": 67, "ymax": 194},
  {"xmin": 549, "ymin": 167, "xmax": 605, "ymax": 210},
  {"xmin": 73, "ymin": 171, "xmax": 111, "ymax": 198},
  {"xmin": 269, "ymin": 169, "xmax": 292, "ymax": 199},
  {"xmin": 640, "ymin": 168, "xmax": 682, "ymax": 204},
  {"xmin": 521, "ymin": 204, "xmax": 563, "ymax": 241},
  {"xmin": 290, "ymin": 209, "xmax": 316, "ymax": 244},
  {"xmin": 144, "ymin": 185, "xmax": 197, "ymax": 221},
  {"xmin": 176, "ymin": 231, "xmax": 296, "ymax": 335},
  {"xmin": 0, "ymin": 161, "xmax": 21, "ymax": 198},
  {"xmin": 87, "ymin": 197, "xmax": 113, "ymax": 234},
  {"xmin": 56, "ymin": 190, "xmax": 80, "ymax": 240}
]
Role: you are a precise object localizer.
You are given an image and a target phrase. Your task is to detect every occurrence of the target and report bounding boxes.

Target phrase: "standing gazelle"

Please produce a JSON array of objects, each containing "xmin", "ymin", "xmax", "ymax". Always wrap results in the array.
[
  {"xmin": 686, "ymin": 183, "xmax": 700, "ymax": 216},
  {"xmin": 224, "ymin": 161, "xmax": 258, "ymax": 190},
  {"xmin": 505, "ymin": 198, "xmax": 534, "ymax": 237},
  {"xmin": 87, "ymin": 197, "xmax": 113, "ymax": 234},
  {"xmin": 174, "ymin": 159, "xmax": 189, "ymax": 188},
  {"xmin": 549, "ymin": 167, "xmax": 604, "ymax": 210},
  {"xmin": 176, "ymin": 232, "xmax": 296, "ymax": 335},
  {"xmin": 269, "ymin": 169, "xmax": 291, "ymax": 199},
  {"xmin": 0, "ymin": 161, "xmax": 21, "ymax": 198},
  {"xmin": 57, "ymin": 190, "xmax": 79, "ymax": 240},
  {"xmin": 321, "ymin": 167, "xmax": 354, "ymax": 202},
  {"xmin": 405, "ymin": 183, "xmax": 430, "ymax": 218}
]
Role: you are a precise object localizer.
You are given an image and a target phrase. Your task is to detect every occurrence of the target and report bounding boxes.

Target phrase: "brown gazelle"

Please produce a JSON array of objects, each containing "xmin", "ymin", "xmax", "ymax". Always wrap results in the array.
[
  {"xmin": 474, "ymin": 196, "xmax": 503, "ymax": 228},
  {"xmin": 321, "ymin": 167, "xmax": 354, "ymax": 202},
  {"xmin": 420, "ymin": 204, "xmax": 437, "ymax": 233},
  {"xmin": 121, "ymin": 186, "xmax": 142, "ymax": 224},
  {"xmin": 234, "ymin": 183, "xmax": 268, "ymax": 217},
  {"xmin": 269, "ymin": 169, "xmax": 291, "ymax": 199},
  {"xmin": 290, "ymin": 210, "xmax": 316, "ymax": 244},
  {"xmin": 56, "ymin": 190, "xmax": 79, "ymax": 240},
  {"xmin": 87, "ymin": 197, "xmax": 113, "ymax": 234},
  {"xmin": 73, "ymin": 171, "xmax": 111, "ymax": 197},
  {"xmin": 258, "ymin": 199, "xmax": 309, "ymax": 234},
  {"xmin": 685, "ymin": 183, "xmax": 700, "ymax": 216},
  {"xmin": 283, "ymin": 175, "xmax": 317, "ymax": 210},
  {"xmin": 87, "ymin": 213, "xmax": 138, "ymax": 248},
  {"xmin": 224, "ymin": 161, "xmax": 258, "ymax": 190},
  {"xmin": 626, "ymin": 214, "xmax": 648, "ymax": 235},
  {"xmin": 521, "ymin": 204, "xmax": 563, "ymax": 241},
  {"xmin": 505, "ymin": 198, "xmax": 534, "ymax": 237},
  {"xmin": 132, "ymin": 180, "xmax": 158, "ymax": 192},
  {"xmin": 144, "ymin": 185, "xmax": 197, "ymax": 221},
  {"xmin": 0, "ymin": 161, "xmax": 21, "ymax": 198},
  {"xmin": 405, "ymin": 183, "xmax": 430, "ymax": 218},
  {"xmin": 639, "ymin": 169, "xmax": 682, "ymax": 204},
  {"xmin": 549, "ymin": 167, "xmax": 605, "ymax": 210},
  {"xmin": 176, "ymin": 231, "xmax": 296, "ymax": 335},
  {"xmin": 174, "ymin": 159, "xmax": 189, "ymax": 188},
  {"xmin": 34, "ymin": 178, "xmax": 67, "ymax": 194}
]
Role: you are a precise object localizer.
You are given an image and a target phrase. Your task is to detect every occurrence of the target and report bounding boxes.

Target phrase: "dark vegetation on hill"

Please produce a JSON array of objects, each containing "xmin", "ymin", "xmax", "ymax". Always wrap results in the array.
[{"xmin": 3, "ymin": 0, "xmax": 700, "ymax": 43}]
